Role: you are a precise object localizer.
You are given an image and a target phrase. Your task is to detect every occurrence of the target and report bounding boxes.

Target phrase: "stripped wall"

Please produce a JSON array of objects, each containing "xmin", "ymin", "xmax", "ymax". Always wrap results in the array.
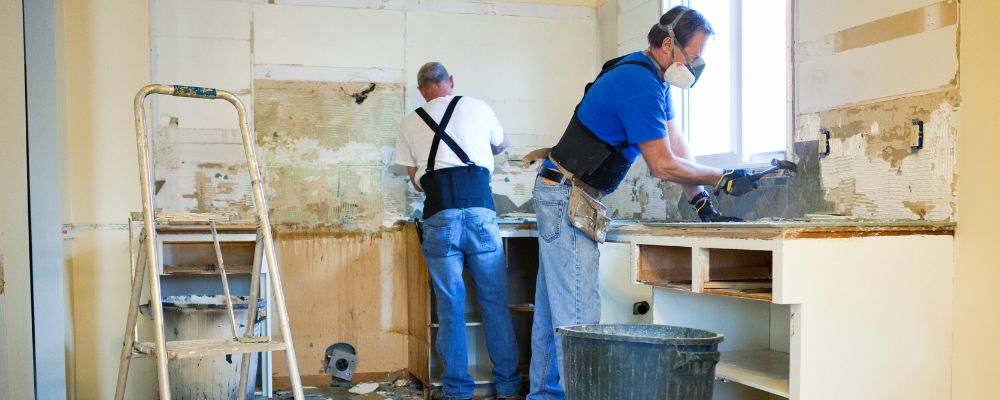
[
  {"xmin": 791, "ymin": 0, "xmax": 960, "ymax": 221},
  {"xmin": 605, "ymin": 0, "xmax": 961, "ymax": 222},
  {"xmin": 149, "ymin": 0, "xmax": 600, "ymax": 384}
]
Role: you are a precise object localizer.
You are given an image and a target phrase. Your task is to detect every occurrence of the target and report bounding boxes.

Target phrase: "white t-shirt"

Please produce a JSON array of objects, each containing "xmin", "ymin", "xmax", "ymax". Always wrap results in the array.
[{"xmin": 395, "ymin": 95, "xmax": 504, "ymax": 186}]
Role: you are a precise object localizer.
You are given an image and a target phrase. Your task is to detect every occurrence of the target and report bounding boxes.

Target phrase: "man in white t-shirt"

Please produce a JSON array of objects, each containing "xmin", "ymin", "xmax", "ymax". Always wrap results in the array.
[{"xmin": 394, "ymin": 62, "xmax": 521, "ymax": 400}]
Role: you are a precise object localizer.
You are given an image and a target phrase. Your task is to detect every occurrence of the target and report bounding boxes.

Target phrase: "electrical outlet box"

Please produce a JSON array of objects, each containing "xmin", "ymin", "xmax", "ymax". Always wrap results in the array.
[
  {"xmin": 910, "ymin": 119, "xmax": 924, "ymax": 151},
  {"xmin": 819, "ymin": 128, "xmax": 831, "ymax": 157}
]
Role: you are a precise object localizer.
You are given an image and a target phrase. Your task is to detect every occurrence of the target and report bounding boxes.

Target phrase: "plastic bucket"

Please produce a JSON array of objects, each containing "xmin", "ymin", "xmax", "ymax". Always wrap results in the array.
[{"xmin": 557, "ymin": 324, "xmax": 723, "ymax": 400}]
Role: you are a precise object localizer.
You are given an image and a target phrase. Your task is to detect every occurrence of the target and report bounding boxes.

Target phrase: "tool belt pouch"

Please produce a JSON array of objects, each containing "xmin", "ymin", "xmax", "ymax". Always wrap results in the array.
[
  {"xmin": 567, "ymin": 182, "xmax": 610, "ymax": 243},
  {"xmin": 550, "ymin": 115, "xmax": 632, "ymax": 194}
]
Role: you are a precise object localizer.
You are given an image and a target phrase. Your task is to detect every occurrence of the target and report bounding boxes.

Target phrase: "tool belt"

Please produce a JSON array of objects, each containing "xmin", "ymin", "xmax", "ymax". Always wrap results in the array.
[
  {"xmin": 416, "ymin": 96, "xmax": 495, "ymax": 219},
  {"xmin": 524, "ymin": 149, "xmax": 611, "ymax": 243}
]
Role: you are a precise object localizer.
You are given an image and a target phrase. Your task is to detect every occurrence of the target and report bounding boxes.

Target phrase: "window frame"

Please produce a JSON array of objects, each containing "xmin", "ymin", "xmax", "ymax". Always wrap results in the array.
[{"xmin": 662, "ymin": 0, "xmax": 795, "ymax": 169}]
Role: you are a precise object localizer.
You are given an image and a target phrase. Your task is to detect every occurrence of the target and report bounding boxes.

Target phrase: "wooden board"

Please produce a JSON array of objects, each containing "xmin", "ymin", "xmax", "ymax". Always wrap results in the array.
[
  {"xmin": 269, "ymin": 227, "xmax": 417, "ymax": 383},
  {"xmin": 636, "ymin": 245, "xmax": 692, "ymax": 286},
  {"xmin": 406, "ymin": 226, "xmax": 431, "ymax": 386},
  {"xmin": 706, "ymin": 248, "xmax": 772, "ymax": 281}
]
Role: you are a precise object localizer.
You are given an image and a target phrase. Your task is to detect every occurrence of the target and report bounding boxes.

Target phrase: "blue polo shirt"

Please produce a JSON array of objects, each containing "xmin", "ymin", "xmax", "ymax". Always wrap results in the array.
[{"xmin": 577, "ymin": 51, "xmax": 674, "ymax": 162}]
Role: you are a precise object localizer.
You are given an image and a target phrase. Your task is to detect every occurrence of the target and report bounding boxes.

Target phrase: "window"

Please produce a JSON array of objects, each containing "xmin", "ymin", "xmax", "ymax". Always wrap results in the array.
[{"xmin": 664, "ymin": 0, "xmax": 792, "ymax": 168}]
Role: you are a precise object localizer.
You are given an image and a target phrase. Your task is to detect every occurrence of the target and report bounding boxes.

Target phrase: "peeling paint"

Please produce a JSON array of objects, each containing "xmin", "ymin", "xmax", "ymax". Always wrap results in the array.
[
  {"xmin": 254, "ymin": 80, "xmax": 407, "ymax": 232},
  {"xmin": 0, "ymin": 254, "xmax": 5, "ymax": 295},
  {"xmin": 815, "ymin": 90, "xmax": 959, "ymax": 221},
  {"xmin": 603, "ymin": 159, "xmax": 684, "ymax": 221}
]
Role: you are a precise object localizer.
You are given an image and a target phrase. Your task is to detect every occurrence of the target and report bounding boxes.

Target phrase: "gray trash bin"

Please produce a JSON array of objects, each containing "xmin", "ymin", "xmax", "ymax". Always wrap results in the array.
[
  {"xmin": 144, "ymin": 295, "xmax": 265, "ymax": 400},
  {"xmin": 557, "ymin": 324, "xmax": 723, "ymax": 400}
]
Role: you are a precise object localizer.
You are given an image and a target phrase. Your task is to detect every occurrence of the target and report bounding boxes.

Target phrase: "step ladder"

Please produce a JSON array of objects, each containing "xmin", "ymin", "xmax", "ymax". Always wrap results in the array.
[{"xmin": 114, "ymin": 84, "xmax": 304, "ymax": 400}]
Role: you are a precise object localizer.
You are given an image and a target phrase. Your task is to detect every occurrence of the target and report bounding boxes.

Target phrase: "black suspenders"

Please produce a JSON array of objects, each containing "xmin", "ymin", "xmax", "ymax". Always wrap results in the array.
[
  {"xmin": 413, "ymin": 95, "xmax": 496, "ymax": 219},
  {"xmin": 414, "ymin": 96, "xmax": 474, "ymax": 171}
]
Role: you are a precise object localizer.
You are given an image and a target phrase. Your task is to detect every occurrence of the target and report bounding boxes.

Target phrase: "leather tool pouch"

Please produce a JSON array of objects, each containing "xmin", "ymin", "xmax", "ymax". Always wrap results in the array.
[{"xmin": 567, "ymin": 181, "xmax": 611, "ymax": 243}]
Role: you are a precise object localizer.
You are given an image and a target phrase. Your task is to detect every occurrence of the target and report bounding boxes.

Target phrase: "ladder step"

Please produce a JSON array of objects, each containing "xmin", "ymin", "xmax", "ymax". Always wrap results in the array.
[{"xmin": 131, "ymin": 338, "xmax": 286, "ymax": 360}]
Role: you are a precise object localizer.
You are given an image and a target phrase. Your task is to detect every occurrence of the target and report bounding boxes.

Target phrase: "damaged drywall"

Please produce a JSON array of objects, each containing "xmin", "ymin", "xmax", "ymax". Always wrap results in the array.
[
  {"xmin": 254, "ymin": 80, "xmax": 409, "ymax": 231},
  {"xmin": 152, "ymin": 125, "xmax": 256, "ymax": 219},
  {"xmin": 491, "ymin": 155, "xmax": 539, "ymax": 215},
  {"xmin": 812, "ymin": 90, "xmax": 959, "ymax": 221},
  {"xmin": 604, "ymin": 158, "xmax": 684, "ymax": 221}
]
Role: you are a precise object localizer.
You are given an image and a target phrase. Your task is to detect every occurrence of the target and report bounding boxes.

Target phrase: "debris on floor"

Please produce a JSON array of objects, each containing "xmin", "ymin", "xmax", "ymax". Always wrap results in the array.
[{"xmin": 348, "ymin": 382, "xmax": 379, "ymax": 394}]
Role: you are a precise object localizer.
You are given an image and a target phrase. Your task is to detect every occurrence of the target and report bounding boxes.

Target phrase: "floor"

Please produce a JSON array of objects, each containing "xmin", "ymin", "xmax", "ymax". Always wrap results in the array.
[{"xmin": 267, "ymin": 374, "xmax": 426, "ymax": 400}]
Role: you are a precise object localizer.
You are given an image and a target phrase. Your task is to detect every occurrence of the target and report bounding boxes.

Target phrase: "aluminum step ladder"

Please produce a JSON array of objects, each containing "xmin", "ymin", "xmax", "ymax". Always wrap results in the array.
[{"xmin": 114, "ymin": 84, "xmax": 304, "ymax": 400}]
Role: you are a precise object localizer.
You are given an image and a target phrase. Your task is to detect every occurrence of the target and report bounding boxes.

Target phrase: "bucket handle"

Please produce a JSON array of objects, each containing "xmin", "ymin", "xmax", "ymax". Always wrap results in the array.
[{"xmin": 671, "ymin": 349, "xmax": 720, "ymax": 370}]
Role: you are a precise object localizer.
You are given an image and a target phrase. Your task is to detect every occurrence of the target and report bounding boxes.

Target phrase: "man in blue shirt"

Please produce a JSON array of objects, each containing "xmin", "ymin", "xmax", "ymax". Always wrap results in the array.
[{"xmin": 526, "ymin": 6, "xmax": 756, "ymax": 399}]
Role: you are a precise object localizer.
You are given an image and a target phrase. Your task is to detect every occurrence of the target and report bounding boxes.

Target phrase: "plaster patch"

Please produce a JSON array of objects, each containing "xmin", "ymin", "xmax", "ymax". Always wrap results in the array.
[
  {"xmin": 491, "ymin": 156, "xmax": 538, "ymax": 210},
  {"xmin": 817, "ymin": 90, "xmax": 958, "ymax": 220},
  {"xmin": 796, "ymin": 113, "xmax": 822, "ymax": 143},
  {"xmin": 255, "ymin": 80, "xmax": 406, "ymax": 231},
  {"xmin": 603, "ymin": 159, "xmax": 683, "ymax": 221}
]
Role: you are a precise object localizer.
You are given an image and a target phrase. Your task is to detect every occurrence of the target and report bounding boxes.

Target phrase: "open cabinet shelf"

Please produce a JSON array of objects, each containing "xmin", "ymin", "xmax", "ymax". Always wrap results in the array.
[
  {"xmin": 636, "ymin": 245, "xmax": 693, "ymax": 291},
  {"xmin": 717, "ymin": 349, "xmax": 790, "ymax": 398},
  {"xmin": 703, "ymin": 248, "xmax": 774, "ymax": 301}
]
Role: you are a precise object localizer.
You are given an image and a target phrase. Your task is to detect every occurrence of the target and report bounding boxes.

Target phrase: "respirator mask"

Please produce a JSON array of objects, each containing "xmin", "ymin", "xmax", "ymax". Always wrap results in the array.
[{"xmin": 656, "ymin": 10, "xmax": 705, "ymax": 89}]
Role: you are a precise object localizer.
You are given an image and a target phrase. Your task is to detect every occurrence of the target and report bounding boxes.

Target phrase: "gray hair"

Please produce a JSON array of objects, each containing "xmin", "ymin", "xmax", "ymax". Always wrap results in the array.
[
  {"xmin": 648, "ymin": 6, "xmax": 713, "ymax": 48},
  {"xmin": 417, "ymin": 62, "xmax": 450, "ymax": 88}
]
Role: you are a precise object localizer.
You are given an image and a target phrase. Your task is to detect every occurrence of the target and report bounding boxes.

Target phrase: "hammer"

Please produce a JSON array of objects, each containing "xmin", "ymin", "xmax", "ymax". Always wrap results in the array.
[{"xmin": 716, "ymin": 159, "xmax": 798, "ymax": 196}]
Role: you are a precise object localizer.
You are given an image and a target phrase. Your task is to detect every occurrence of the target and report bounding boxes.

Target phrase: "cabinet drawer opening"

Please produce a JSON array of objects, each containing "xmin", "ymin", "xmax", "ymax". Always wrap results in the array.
[
  {"xmin": 704, "ymin": 248, "xmax": 773, "ymax": 301},
  {"xmin": 161, "ymin": 241, "xmax": 256, "ymax": 275},
  {"xmin": 637, "ymin": 245, "xmax": 692, "ymax": 291}
]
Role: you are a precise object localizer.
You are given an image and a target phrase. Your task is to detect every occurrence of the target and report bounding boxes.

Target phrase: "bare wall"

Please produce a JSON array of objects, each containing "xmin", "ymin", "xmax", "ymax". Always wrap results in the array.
[
  {"xmin": 954, "ymin": 0, "xmax": 1000, "ymax": 398},
  {"xmin": 0, "ymin": 0, "xmax": 33, "ymax": 398}
]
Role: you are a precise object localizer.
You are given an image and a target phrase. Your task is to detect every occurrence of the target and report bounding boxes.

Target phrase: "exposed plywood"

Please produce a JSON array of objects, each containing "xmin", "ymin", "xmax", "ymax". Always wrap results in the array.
[
  {"xmin": 813, "ymin": 90, "xmax": 959, "ymax": 221},
  {"xmin": 404, "ymin": 11, "xmax": 595, "ymax": 138},
  {"xmin": 797, "ymin": 26, "xmax": 957, "ymax": 113},
  {"xmin": 833, "ymin": 1, "xmax": 956, "ymax": 53},
  {"xmin": 405, "ymin": 228, "xmax": 430, "ymax": 384},
  {"xmin": 270, "ymin": 228, "xmax": 417, "ymax": 379},
  {"xmin": 252, "ymin": 4, "xmax": 405, "ymax": 69},
  {"xmin": 254, "ymin": 80, "xmax": 410, "ymax": 231},
  {"xmin": 796, "ymin": 0, "xmax": 944, "ymax": 42}
]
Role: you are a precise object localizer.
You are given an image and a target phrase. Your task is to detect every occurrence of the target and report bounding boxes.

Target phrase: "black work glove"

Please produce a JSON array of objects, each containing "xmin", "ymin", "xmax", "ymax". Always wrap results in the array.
[
  {"xmin": 715, "ymin": 168, "xmax": 756, "ymax": 196},
  {"xmin": 690, "ymin": 191, "xmax": 742, "ymax": 222}
]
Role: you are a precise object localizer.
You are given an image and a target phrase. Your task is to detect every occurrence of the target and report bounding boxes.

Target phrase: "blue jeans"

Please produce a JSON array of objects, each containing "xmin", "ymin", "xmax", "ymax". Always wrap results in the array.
[
  {"xmin": 527, "ymin": 177, "xmax": 601, "ymax": 400},
  {"xmin": 422, "ymin": 207, "xmax": 521, "ymax": 399}
]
